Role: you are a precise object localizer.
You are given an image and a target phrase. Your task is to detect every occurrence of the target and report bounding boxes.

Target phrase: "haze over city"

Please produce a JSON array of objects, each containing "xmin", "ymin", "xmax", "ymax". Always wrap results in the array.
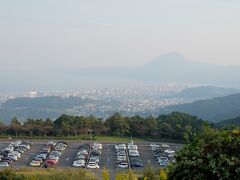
[{"xmin": 1, "ymin": 0, "xmax": 240, "ymax": 92}]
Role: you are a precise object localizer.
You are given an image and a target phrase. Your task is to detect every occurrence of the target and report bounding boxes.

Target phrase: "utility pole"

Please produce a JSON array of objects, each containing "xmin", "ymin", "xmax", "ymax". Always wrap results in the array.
[{"xmin": 88, "ymin": 129, "xmax": 94, "ymax": 147}]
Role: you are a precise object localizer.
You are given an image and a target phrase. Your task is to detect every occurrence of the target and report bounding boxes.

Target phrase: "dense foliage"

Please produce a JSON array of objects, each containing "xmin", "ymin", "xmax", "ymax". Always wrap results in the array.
[
  {"xmin": 0, "ymin": 168, "xmax": 96, "ymax": 180},
  {"xmin": 160, "ymin": 93, "xmax": 240, "ymax": 122},
  {"xmin": 216, "ymin": 116, "xmax": 240, "ymax": 129},
  {"xmin": 168, "ymin": 128, "xmax": 240, "ymax": 180},
  {"xmin": 0, "ymin": 112, "xmax": 206, "ymax": 141}
]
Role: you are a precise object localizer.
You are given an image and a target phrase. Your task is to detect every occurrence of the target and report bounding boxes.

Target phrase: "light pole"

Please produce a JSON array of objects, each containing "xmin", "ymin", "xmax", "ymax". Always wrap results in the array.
[{"xmin": 88, "ymin": 129, "xmax": 94, "ymax": 147}]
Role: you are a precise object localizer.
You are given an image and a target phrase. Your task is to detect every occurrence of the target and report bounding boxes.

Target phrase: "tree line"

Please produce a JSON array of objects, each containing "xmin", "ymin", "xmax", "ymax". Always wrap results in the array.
[{"xmin": 0, "ymin": 112, "xmax": 209, "ymax": 141}]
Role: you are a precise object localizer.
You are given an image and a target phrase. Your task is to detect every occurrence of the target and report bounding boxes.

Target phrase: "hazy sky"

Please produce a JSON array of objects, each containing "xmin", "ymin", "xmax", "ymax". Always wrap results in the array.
[{"xmin": 1, "ymin": 0, "xmax": 240, "ymax": 70}]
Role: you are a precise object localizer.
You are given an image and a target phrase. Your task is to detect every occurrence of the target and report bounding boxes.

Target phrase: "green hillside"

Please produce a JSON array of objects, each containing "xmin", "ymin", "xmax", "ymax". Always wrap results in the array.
[{"xmin": 160, "ymin": 93, "xmax": 240, "ymax": 122}]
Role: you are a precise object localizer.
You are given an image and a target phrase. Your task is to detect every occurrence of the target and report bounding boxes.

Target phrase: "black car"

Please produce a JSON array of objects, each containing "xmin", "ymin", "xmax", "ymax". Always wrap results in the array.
[
  {"xmin": 40, "ymin": 151, "xmax": 49, "ymax": 155},
  {"xmin": 0, "ymin": 151, "xmax": 8, "ymax": 157},
  {"xmin": 130, "ymin": 160, "xmax": 143, "ymax": 168},
  {"xmin": 130, "ymin": 157, "xmax": 141, "ymax": 162},
  {"xmin": 22, "ymin": 141, "xmax": 32, "ymax": 146},
  {"xmin": 15, "ymin": 148, "xmax": 24, "ymax": 154},
  {"xmin": 17, "ymin": 146, "xmax": 26, "ymax": 152},
  {"xmin": 2, "ymin": 157, "xmax": 13, "ymax": 164},
  {"xmin": 58, "ymin": 141, "xmax": 67, "ymax": 145},
  {"xmin": 90, "ymin": 149, "xmax": 101, "ymax": 156}
]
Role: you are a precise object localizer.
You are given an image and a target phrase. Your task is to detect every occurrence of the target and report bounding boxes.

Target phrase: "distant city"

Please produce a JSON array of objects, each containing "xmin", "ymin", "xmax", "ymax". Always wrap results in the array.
[{"xmin": 0, "ymin": 82, "xmax": 200, "ymax": 119}]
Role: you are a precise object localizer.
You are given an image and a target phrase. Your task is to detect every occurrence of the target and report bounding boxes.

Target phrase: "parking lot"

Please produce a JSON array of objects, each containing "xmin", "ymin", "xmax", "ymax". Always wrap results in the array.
[{"xmin": 0, "ymin": 139, "xmax": 182, "ymax": 178}]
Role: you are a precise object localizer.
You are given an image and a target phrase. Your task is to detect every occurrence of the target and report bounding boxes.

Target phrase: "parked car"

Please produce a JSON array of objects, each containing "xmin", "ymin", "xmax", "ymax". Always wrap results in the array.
[
  {"xmin": 19, "ymin": 144, "xmax": 30, "ymax": 150},
  {"xmin": 73, "ymin": 159, "xmax": 86, "ymax": 167},
  {"xmin": 0, "ymin": 162, "xmax": 9, "ymax": 167},
  {"xmin": 117, "ymin": 162, "xmax": 128, "ymax": 168},
  {"xmin": 130, "ymin": 160, "xmax": 143, "ymax": 167},
  {"xmin": 161, "ymin": 144, "xmax": 170, "ymax": 148},
  {"xmin": 89, "ymin": 156, "xmax": 100, "ymax": 164},
  {"xmin": 87, "ymin": 162, "xmax": 99, "ymax": 169},
  {"xmin": 30, "ymin": 160, "xmax": 41, "ymax": 167},
  {"xmin": 164, "ymin": 149, "xmax": 175, "ymax": 154},
  {"xmin": 7, "ymin": 154, "xmax": 18, "ymax": 161}
]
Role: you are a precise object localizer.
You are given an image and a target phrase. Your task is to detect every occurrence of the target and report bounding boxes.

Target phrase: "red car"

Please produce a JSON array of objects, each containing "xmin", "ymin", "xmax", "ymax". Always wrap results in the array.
[{"xmin": 45, "ymin": 159, "xmax": 58, "ymax": 166}]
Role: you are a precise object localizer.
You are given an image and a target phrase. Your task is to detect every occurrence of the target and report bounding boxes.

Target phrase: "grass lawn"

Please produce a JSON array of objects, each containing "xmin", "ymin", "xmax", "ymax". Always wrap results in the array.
[{"xmin": 0, "ymin": 135, "xmax": 183, "ymax": 143}]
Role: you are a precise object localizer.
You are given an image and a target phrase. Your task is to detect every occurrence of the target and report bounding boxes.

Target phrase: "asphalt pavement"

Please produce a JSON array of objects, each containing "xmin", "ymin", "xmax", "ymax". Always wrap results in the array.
[{"xmin": 0, "ymin": 140, "xmax": 183, "ymax": 179}]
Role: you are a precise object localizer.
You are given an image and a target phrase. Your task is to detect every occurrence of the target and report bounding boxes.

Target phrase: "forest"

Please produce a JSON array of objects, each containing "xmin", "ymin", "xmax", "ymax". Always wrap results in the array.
[{"xmin": 0, "ymin": 112, "xmax": 208, "ymax": 141}]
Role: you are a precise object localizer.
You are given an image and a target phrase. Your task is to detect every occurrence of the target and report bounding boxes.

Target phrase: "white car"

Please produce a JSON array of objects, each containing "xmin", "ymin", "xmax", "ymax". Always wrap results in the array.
[
  {"xmin": 47, "ymin": 141, "xmax": 56, "ymax": 146},
  {"xmin": 90, "ymin": 156, "xmax": 100, "ymax": 164},
  {"xmin": 117, "ymin": 151, "xmax": 126, "ymax": 156},
  {"xmin": 19, "ymin": 144, "xmax": 30, "ymax": 150},
  {"xmin": 77, "ymin": 150, "xmax": 88, "ymax": 155},
  {"xmin": 117, "ymin": 156, "xmax": 127, "ymax": 161},
  {"xmin": 129, "ymin": 149, "xmax": 139, "ymax": 153},
  {"xmin": 117, "ymin": 162, "xmax": 128, "ymax": 168},
  {"xmin": 5, "ymin": 147, "xmax": 14, "ymax": 152},
  {"xmin": 161, "ymin": 144, "xmax": 170, "ymax": 148},
  {"xmin": 150, "ymin": 144, "xmax": 160, "ymax": 149},
  {"xmin": 128, "ymin": 145, "xmax": 138, "ymax": 150},
  {"xmin": 93, "ymin": 142, "xmax": 102, "ymax": 150},
  {"xmin": 129, "ymin": 151, "xmax": 140, "ymax": 157},
  {"xmin": 30, "ymin": 160, "xmax": 41, "ymax": 167},
  {"xmin": 115, "ymin": 144, "xmax": 126, "ymax": 150},
  {"xmin": 0, "ymin": 162, "xmax": 9, "ymax": 167},
  {"xmin": 8, "ymin": 154, "xmax": 18, "ymax": 161},
  {"xmin": 73, "ymin": 160, "xmax": 86, "ymax": 167},
  {"xmin": 164, "ymin": 149, "xmax": 175, "ymax": 154},
  {"xmin": 11, "ymin": 151, "xmax": 21, "ymax": 158},
  {"xmin": 168, "ymin": 154, "xmax": 175, "ymax": 158},
  {"xmin": 87, "ymin": 162, "xmax": 99, "ymax": 169}
]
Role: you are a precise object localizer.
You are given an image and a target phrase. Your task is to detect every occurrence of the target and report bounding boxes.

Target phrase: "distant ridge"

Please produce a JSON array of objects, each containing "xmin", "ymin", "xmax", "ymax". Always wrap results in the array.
[
  {"xmin": 0, "ymin": 96, "xmax": 120, "ymax": 123},
  {"xmin": 160, "ymin": 93, "xmax": 240, "ymax": 122},
  {"xmin": 1, "ymin": 52, "xmax": 240, "ymax": 91},
  {"xmin": 216, "ymin": 116, "xmax": 240, "ymax": 128},
  {"xmin": 168, "ymin": 86, "xmax": 239, "ymax": 100}
]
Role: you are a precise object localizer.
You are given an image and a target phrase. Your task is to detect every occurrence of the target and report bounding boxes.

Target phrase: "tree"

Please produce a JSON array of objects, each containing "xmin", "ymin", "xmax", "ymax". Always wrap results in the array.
[
  {"xmin": 9, "ymin": 117, "xmax": 21, "ymax": 137},
  {"xmin": 42, "ymin": 118, "xmax": 53, "ymax": 137},
  {"xmin": 0, "ymin": 121, "xmax": 6, "ymax": 136},
  {"xmin": 146, "ymin": 116, "xmax": 157, "ymax": 136},
  {"xmin": 105, "ymin": 113, "xmax": 130, "ymax": 136},
  {"xmin": 168, "ymin": 127, "xmax": 240, "ymax": 180}
]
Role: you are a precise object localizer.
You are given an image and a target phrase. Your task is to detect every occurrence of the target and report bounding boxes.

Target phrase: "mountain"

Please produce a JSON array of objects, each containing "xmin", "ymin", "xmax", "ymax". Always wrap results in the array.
[
  {"xmin": 1, "ymin": 52, "xmax": 240, "ymax": 92},
  {"xmin": 168, "ymin": 86, "xmax": 240, "ymax": 100},
  {"xmin": 159, "ymin": 93, "xmax": 240, "ymax": 122},
  {"xmin": 216, "ymin": 116, "xmax": 240, "ymax": 128},
  {"xmin": 70, "ymin": 52, "xmax": 240, "ymax": 88}
]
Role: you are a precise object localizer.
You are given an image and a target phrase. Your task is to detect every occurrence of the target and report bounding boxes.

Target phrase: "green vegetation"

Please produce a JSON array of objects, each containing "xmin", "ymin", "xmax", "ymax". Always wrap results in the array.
[
  {"xmin": 167, "ymin": 127, "xmax": 240, "ymax": 180},
  {"xmin": 216, "ymin": 116, "xmax": 240, "ymax": 129},
  {"xmin": 0, "ymin": 112, "xmax": 207, "ymax": 142},
  {"xmin": 0, "ymin": 168, "xmax": 96, "ymax": 180},
  {"xmin": 0, "ymin": 96, "xmax": 120, "ymax": 123},
  {"xmin": 160, "ymin": 93, "xmax": 240, "ymax": 122},
  {"xmin": 1, "ymin": 126, "xmax": 239, "ymax": 180}
]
